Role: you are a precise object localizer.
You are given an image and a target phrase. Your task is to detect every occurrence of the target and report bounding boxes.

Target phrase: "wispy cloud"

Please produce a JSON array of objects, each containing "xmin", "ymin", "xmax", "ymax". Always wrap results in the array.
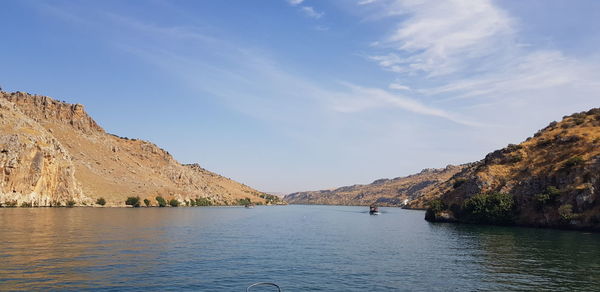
[
  {"xmin": 389, "ymin": 83, "xmax": 410, "ymax": 91},
  {"xmin": 363, "ymin": 0, "xmax": 600, "ymax": 127},
  {"xmin": 331, "ymin": 83, "xmax": 479, "ymax": 126},
  {"xmin": 288, "ymin": 0, "xmax": 304, "ymax": 6},
  {"xmin": 371, "ymin": 0, "xmax": 514, "ymax": 77},
  {"xmin": 300, "ymin": 6, "xmax": 324, "ymax": 19},
  {"xmin": 286, "ymin": 0, "xmax": 324, "ymax": 19},
  {"xmin": 358, "ymin": 0, "xmax": 377, "ymax": 5}
]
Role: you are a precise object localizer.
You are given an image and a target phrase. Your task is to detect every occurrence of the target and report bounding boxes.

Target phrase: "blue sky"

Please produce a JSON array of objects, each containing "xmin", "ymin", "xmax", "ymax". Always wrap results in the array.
[{"xmin": 1, "ymin": 0, "xmax": 599, "ymax": 193}]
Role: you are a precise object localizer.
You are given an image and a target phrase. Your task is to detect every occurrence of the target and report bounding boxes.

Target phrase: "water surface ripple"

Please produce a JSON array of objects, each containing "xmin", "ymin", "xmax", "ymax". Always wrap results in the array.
[{"xmin": 1, "ymin": 205, "xmax": 599, "ymax": 291}]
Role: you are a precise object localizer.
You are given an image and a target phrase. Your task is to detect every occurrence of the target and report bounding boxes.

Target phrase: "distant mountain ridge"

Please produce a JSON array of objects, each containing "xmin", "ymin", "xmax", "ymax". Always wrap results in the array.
[
  {"xmin": 284, "ymin": 164, "xmax": 468, "ymax": 207},
  {"xmin": 0, "ymin": 91, "xmax": 277, "ymax": 207}
]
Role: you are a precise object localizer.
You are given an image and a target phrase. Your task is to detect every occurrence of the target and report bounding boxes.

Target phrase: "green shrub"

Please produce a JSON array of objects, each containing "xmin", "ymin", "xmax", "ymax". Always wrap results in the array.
[
  {"xmin": 535, "ymin": 139, "xmax": 552, "ymax": 148},
  {"xmin": 428, "ymin": 199, "xmax": 446, "ymax": 213},
  {"xmin": 237, "ymin": 198, "xmax": 252, "ymax": 206},
  {"xmin": 258, "ymin": 193, "xmax": 281, "ymax": 204},
  {"xmin": 125, "ymin": 196, "xmax": 141, "ymax": 207},
  {"xmin": 564, "ymin": 156, "xmax": 584, "ymax": 168},
  {"xmin": 195, "ymin": 197, "xmax": 212, "ymax": 206},
  {"xmin": 156, "ymin": 196, "xmax": 167, "ymax": 207},
  {"xmin": 425, "ymin": 199, "xmax": 446, "ymax": 221},
  {"xmin": 534, "ymin": 193, "xmax": 550, "ymax": 210},
  {"xmin": 144, "ymin": 199, "xmax": 151, "ymax": 207},
  {"xmin": 189, "ymin": 199, "xmax": 196, "ymax": 207},
  {"xmin": 546, "ymin": 186, "xmax": 561, "ymax": 199},
  {"xmin": 558, "ymin": 204, "xmax": 573, "ymax": 222},
  {"xmin": 462, "ymin": 192, "xmax": 515, "ymax": 225},
  {"xmin": 5, "ymin": 200, "xmax": 17, "ymax": 208},
  {"xmin": 96, "ymin": 197, "xmax": 106, "ymax": 206},
  {"xmin": 66, "ymin": 200, "xmax": 76, "ymax": 208},
  {"xmin": 169, "ymin": 199, "xmax": 180, "ymax": 207},
  {"xmin": 534, "ymin": 186, "xmax": 561, "ymax": 210},
  {"xmin": 452, "ymin": 178, "xmax": 467, "ymax": 189},
  {"xmin": 21, "ymin": 202, "xmax": 32, "ymax": 208},
  {"xmin": 508, "ymin": 154, "xmax": 523, "ymax": 163}
]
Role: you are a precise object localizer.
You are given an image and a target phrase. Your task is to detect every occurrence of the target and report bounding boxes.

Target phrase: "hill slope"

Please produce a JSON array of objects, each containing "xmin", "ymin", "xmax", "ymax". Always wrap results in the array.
[
  {"xmin": 426, "ymin": 108, "xmax": 600, "ymax": 230},
  {"xmin": 0, "ymin": 91, "xmax": 278, "ymax": 207},
  {"xmin": 284, "ymin": 164, "xmax": 466, "ymax": 207}
]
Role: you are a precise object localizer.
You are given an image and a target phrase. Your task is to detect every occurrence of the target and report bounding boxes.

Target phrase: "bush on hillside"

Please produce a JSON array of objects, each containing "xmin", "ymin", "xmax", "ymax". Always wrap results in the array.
[
  {"xmin": 563, "ymin": 156, "xmax": 584, "ymax": 168},
  {"xmin": 425, "ymin": 199, "xmax": 446, "ymax": 221},
  {"xmin": 125, "ymin": 196, "xmax": 141, "ymax": 207},
  {"xmin": 558, "ymin": 204, "xmax": 574, "ymax": 222},
  {"xmin": 452, "ymin": 178, "xmax": 467, "ymax": 189},
  {"xmin": 169, "ymin": 199, "xmax": 180, "ymax": 207},
  {"xmin": 508, "ymin": 154, "xmax": 523, "ymax": 163},
  {"xmin": 259, "ymin": 193, "xmax": 281, "ymax": 204},
  {"xmin": 156, "ymin": 196, "xmax": 167, "ymax": 207},
  {"xmin": 534, "ymin": 186, "xmax": 561, "ymax": 210},
  {"xmin": 96, "ymin": 197, "xmax": 106, "ymax": 206},
  {"xmin": 66, "ymin": 200, "xmax": 76, "ymax": 208},
  {"xmin": 4, "ymin": 200, "xmax": 17, "ymax": 207},
  {"xmin": 144, "ymin": 199, "xmax": 151, "ymax": 207},
  {"xmin": 20, "ymin": 202, "xmax": 32, "ymax": 208},
  {"xmin": 462, "ymin": 192, "xmax": 515, "ymax": 225},
  {"xmin": 195, "ymin": 197, "xmax": 212, "ymax": 206},
  {"xmin": 237, "ymin": 198, "xmax": 251, "ymax": 206},
  {"xmin": 428, "ymin": 199, "xmax": 446, "ymax": 214}
]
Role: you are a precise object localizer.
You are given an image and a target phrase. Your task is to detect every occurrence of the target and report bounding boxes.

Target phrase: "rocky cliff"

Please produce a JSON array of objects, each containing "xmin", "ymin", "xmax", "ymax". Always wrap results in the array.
[
  {"xmin": 426, "ymin": 108, "xmax": 600, "ymax": 230},
  {"xmin": 284, "ymin": 164, "xmax": 466, "ymax": 207},
  {"xmin": 0, "ymin": 91, "xmax": 277, "ymax": 207}
]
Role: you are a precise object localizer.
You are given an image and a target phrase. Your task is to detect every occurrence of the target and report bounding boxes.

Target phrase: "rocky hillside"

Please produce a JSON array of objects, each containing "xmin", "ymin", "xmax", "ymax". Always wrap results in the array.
[
  {"xmin": 426, "ymin": 108, "xmax": 600, "ymax": 230},
  {"xmin": 0, "ymin": 91, "xmax": 278, "ymax": 207},
  {"xmin": 284, "ymin": 164, "xmax": 466, "ymax": 207}
]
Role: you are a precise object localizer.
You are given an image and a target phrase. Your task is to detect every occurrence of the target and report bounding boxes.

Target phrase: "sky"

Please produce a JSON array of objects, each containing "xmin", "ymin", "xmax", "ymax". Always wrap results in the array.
[{"xmin": 1, "ymin": 0, "xmax": 599, "ymax": 194}]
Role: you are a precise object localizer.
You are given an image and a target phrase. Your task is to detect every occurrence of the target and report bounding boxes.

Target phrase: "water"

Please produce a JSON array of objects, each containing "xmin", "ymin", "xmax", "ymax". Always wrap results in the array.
[{"xmin": 1, "ymin": 205, "xmax": 599, "ymax": 291}]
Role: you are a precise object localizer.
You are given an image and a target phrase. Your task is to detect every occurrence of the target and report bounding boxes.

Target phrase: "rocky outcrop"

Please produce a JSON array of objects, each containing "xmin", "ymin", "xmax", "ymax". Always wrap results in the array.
[
  {"xmin": 0, "ymin": 97, "xmax": 90, "ymax": 206},
  {"xmin": 0, "ymin": 91, "xmax": 276, "ymax": 207},
  {"xmin": 426, "ymin": 108, "xmax": 600, "ymax": 231},
  {"xmin": 3, "ymin": 92, "xmax": 103, "ymax": 134},
  {"xmin": 284, "ymin": 164, "xmax": 466, "ymax": 207}
]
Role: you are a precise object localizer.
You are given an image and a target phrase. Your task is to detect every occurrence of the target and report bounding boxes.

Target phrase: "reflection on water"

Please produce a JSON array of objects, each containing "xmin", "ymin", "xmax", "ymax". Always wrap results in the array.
[{"xmin": 1, "ymin": 206, "xmax": 599, "ymax": 291}]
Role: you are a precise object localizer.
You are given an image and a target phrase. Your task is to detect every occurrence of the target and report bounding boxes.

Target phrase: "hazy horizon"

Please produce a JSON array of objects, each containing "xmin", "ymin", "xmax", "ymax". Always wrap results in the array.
[{"xmin": 1, "ymin": 0, "xmax": 599, "ymax": 193}]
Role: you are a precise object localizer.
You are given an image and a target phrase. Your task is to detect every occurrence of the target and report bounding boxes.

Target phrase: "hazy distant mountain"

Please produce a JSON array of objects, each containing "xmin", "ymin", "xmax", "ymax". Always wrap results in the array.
[
  {"xmin": 0, "ymin": 91, "xmax": 278, "ymax": 207},
  {"xmin": 284, "ymin": 164, "xmax": 467, "ymax": 208},
  {"xmin": 426, "ymin": 108, "xmax": 600, "ymax": 230}
]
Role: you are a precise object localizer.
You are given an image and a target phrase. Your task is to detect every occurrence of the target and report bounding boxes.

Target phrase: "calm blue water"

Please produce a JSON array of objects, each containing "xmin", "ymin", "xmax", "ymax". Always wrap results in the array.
[{"xmin": 1, "ymin": 205, "xmax": 600, "ymax": 291}]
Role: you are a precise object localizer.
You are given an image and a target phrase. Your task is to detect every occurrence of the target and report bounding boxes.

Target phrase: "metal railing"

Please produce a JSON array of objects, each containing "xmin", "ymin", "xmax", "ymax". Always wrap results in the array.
[{"xmin": 246, "ymin": 282, "xmax": 281, "ymax": 292}]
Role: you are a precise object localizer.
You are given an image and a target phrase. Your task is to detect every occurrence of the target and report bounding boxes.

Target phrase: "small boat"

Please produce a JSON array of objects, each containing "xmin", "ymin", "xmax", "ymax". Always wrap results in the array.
[
  {"xmin": 369, "ymin": 204, "xmax": 380, "ymax": 215},
  {"xmin": 244, "ymin": 203, "xmax": 255, "ymax": 208}
]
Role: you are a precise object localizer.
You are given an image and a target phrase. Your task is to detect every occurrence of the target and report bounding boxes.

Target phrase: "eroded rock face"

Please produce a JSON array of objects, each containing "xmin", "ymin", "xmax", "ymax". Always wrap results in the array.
[
  {"xmin": 3, "ymin": 91, "xmax": 103, "ymax": 134},
  {"xmin": 0, "ymin": 98, "xmax": 89, "ymax": 206},
  {"xmin": 0, "ymin": 91, "xmax": 273, "ymax": 207}
]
